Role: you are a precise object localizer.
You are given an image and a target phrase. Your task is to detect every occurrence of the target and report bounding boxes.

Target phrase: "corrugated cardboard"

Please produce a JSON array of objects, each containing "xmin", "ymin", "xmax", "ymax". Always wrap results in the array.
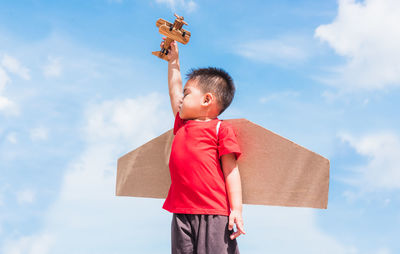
[{"xmin": 116, "ymin": 119, "xmax": 330, "ymax": 209}]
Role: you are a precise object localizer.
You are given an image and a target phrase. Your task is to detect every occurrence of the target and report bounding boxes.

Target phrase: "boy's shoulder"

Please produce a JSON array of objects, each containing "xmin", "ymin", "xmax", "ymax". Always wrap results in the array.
[{"xmin": 218, "ymin": 119, "xmax": 235, "ymax": 130}]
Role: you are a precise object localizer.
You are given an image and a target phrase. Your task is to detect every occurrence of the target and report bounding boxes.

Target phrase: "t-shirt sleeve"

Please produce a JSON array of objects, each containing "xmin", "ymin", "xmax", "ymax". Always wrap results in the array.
[
  {"xmin": 173, "ymin": 111, "xmax": 186, "ymax": 135},
  {"xmin": 217, "ymin": 121, "xmax": 242, "ymax": 159}
]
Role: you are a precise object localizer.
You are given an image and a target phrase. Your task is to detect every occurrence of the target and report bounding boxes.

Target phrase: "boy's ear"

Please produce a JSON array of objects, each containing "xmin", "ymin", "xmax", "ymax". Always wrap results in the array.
[{"xmin": 202, "ymin": 93, "xmax": 213, "ymax": 105}]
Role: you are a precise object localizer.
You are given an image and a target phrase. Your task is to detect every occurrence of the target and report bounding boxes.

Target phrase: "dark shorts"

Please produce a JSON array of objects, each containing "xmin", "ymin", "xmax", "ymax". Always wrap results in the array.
[{"xmin": 171, "ymin": 213, "xmax": 240, "ymax": 254}]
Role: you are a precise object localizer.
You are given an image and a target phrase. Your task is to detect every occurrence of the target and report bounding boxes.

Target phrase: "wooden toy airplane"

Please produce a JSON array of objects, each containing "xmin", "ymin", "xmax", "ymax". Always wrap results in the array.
[{"xmin": 152, "ymin": 14, "xmax": 191, "ymax": 61}]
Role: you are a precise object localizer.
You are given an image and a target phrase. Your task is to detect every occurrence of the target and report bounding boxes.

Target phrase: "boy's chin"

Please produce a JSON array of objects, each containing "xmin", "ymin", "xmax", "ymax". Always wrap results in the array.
[
  {"xmin": 179, "ymin": 112, "xmax": 191, "ymax": 120},
  {"xmin": 180, "ymin": 114, "xmax": 189, "ymax": 120}
]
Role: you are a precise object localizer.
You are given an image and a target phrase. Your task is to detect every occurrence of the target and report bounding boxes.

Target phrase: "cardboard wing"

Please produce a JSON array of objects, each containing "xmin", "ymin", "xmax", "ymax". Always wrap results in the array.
[{"xmin": 116, "ymin": 119, "xmax": 330, "ymax": 209}]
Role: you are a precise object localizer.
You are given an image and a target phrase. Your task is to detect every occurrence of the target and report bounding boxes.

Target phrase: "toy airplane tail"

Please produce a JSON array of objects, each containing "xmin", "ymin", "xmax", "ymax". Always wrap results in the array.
[{"xmin": 152, "ymin": 50, "xmax": 169, "ymax": 61}]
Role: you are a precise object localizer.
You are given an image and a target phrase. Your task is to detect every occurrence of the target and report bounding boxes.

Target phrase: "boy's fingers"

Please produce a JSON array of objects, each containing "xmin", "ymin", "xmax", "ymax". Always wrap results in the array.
[
  {"xmin": 237, "ymin": 221, "xmax": 246, "ymax": 235},
  {"xmin": 230, "ymin": 231, "xmax": 242, "ymax": 240},
  {"xmin": 229, "ymin": 218, "xmax": 246, "ymax": 240},
  {"xmin": 228, "ymin": 216, "xmax": 234, "ymax": 231}
]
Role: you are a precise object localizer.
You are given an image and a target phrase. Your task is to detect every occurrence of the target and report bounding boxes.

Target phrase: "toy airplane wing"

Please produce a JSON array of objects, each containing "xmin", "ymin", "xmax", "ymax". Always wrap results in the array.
[
  {"xmin": 155, "ymin": 18, "xmax": 191, "ymax": 45},
  {"xmin": 158, "ymin": 25, "xmax": 190, "ymax": 44},
  {"xmin": 116, "ymin": 119, "xmax": 330, "ymax": 209},
  {"xmin": 156, "ymin": 18, "xmax": 172, "ymax": 28}
]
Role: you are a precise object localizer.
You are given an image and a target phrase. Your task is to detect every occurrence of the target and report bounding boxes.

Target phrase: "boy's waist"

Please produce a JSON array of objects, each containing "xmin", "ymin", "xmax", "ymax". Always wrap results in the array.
[
  {"xmin": 163, "ymin": 185, "xmax": 230, "ymax": 215},
  {"xmin": 162, "ymin": 205, "xmax": 230, "ymax": 216}
]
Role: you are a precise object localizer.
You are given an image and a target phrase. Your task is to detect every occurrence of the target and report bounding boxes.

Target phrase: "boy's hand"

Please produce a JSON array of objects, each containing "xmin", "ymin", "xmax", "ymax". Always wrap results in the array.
[
  {"xmin": 228, "ymin": 210, "xmax": 246, "ymax": 240},
  {"xmin": 160, "ymin": 38, "xmax": 179, "ymax": 62}
]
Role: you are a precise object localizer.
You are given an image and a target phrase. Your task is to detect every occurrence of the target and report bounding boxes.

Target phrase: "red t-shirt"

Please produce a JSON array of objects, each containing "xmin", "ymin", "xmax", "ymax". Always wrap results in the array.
[{"xmin": 162, "ymin": 112, "xmax": 241, "ymax": 216}]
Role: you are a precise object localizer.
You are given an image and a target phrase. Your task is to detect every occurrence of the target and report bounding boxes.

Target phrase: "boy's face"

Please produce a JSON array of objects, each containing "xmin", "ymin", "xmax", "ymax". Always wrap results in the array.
[{"xmin": 179, "ymin": 79, "xmax": 207, "ymax": 120}]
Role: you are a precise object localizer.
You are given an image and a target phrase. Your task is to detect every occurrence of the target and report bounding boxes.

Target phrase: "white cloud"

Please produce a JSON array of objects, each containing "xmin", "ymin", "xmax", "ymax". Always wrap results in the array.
[
  {"xmin": 30, "ymin": 127, "xmax": 48, "ymax": 141},
  {"xmin": 1, "ymin": 54, "xmax": 31, "ymax": 80},
  {"xmin": 0, "ymin": 64, "xmax": 19, "ymax": 116},
  {"xmin": 16, "ymin": 189, "xmax": 36, "ymax": 204},
  {"xmin": 42, "ymin": 57, "xmax": 62, "ymax": 78},
  {"xmin": 0, "ymin": 96, "xmax": 16, "ymax": 114},
  {"xmin": 0, "ymin": 192, "xmax": 3, "ymax": 207},
  {"xmin": 259, "ymin": 90, "xmax": 300, "ymax": 104},
  {"xmin": 315, "ymin": 0, "xmax": 400, "ymax": 91},
  {"xmin": 338, "ymin": 131, "xmax": 400, "ymax": 191},
  {"xmin": 2, "ymin": 233, "xmax": 54, "ymax": 254},
  {"xmin": 3, "ymin": 93, "xmax": 173, "ymax": 253},
  {"xmin": 237, "ymin": 36, "xmax": 310, "ymax": 65},
  {"xmin": 375, "ymin": 247, "xmax": 392, "ymax": 254},
  {"xmin": 155, "ymin": 0, "xmax": 197, "ymax": 13},
  {"xmin": 0, "ymin": 184, "xmax": 10, "ymax": 208},
  {"xmin": 83, "ymin": 93, "xmax": 169, "ymax": 144},
  {"xmin": 6, "ymin": 132, "xmax": 18, "ymax": 144},
  {"xmin": 0, "ymin": 68, "xmax": 13, "ymax": 113},
  {"xmin": 241, "ymin": 206, "xmax": 357, "ymax": 254},
  {"xmin": 0, "ymin": 67, "xmax": 10, "ymax": 92}
]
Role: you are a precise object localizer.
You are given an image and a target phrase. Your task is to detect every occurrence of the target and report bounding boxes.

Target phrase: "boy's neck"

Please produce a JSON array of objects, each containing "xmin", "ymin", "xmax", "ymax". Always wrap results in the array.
[
  {"xmin": 192, "ymin": 116, "xmax": 218, "ymax": 122},
  {"xmin": 189, "ymin": 113, "xmax": 219, "ymax": 122},
  {"xmin": 187, "ymin": 106, "xmax": 220, "ymax": 122}
]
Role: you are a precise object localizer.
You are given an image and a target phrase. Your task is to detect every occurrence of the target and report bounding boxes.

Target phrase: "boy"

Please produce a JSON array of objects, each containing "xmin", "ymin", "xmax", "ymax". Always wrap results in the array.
[{"xmin": 161, "ymin": 40, "xmax": 245, "ymax": 254}]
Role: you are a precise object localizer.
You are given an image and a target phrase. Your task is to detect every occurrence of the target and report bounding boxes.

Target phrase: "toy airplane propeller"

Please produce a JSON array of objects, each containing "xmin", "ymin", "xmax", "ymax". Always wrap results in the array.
[{"xmin": 152, "ymin": 14, "xmax": 191, "ymax": 61}]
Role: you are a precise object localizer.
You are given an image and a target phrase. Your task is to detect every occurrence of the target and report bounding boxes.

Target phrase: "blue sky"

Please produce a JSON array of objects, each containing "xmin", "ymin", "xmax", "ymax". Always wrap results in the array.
[{"xmin": 1, "ymin": 0, "xmax": 400, "ymax": 253}]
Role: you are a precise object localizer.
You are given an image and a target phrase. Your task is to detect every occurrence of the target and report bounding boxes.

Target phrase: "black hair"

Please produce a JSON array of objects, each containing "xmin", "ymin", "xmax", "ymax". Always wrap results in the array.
[{"xmin": 186, "ymin": 67, "xmax": 235, "ymax": 115}]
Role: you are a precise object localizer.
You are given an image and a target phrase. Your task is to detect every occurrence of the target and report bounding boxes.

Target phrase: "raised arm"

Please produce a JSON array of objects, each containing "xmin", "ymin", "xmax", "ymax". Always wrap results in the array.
[
  {"xmin": 221, "ymin": 153, "xmax": 246, "ymax": 240},
  {"xmin": 164, "ymin": 40, "xmax": 183, "ymax": 117}
]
